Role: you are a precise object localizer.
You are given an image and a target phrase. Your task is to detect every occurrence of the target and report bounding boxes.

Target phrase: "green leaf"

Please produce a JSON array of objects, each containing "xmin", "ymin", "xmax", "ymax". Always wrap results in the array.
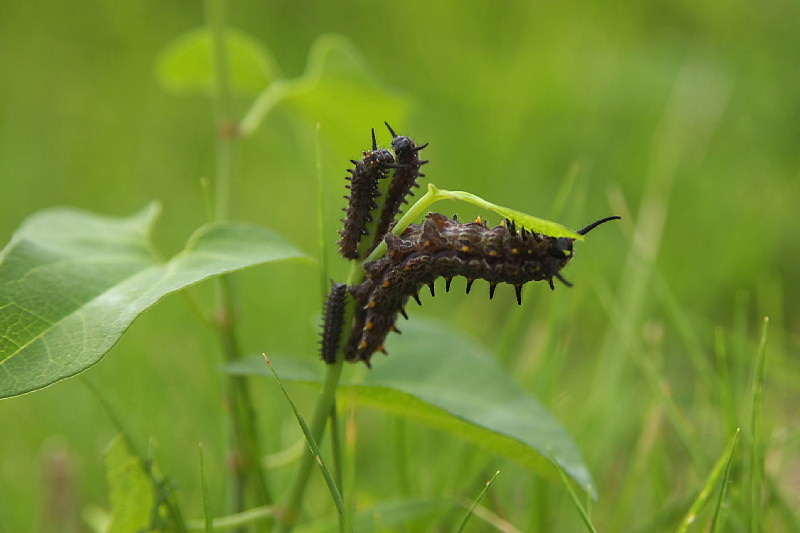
[
  {"xmin": 104, "ymin": 435, "xmax": 155, "ymax": 533},
  {"xmin": 283, "ymin": 35, "xmax": 409, "ymax": 135},
  {"xmin": 156, "ymin": 27, "xmax": 277, "ymax": 96},
  {"xmin": 226, "ymin": 319, "xmax": 596, "ymax": 496},
  {"xmin": 431, "ymin": 185, "xmax": 584, "ymax": 240},
  {"xmin": 240, "ymin": 34, "xmax": 410, "ymax": 145},
  {"xmin": 0, "ymin": 204, "xmax": 310, "ymax": 398}
]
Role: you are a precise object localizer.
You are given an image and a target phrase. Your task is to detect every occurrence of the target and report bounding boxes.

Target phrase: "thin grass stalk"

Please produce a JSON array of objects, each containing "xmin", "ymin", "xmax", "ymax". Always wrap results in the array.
[
  {"xmin": 709, "ymin": 429, "xmax": 739, "ymax": 532},
  {"xmin": 676, "ymin": 428, "xmax": 739, "ymax": 533},
  {"xmin": 199, "ymin": 444, "xmax": 213, "ymax": 533},
  {"xmin": 749, "ymin": 317, "xmax": 768, "ymax": 532},
  {"xmin": 275, "ymin": 356, "xmax": 347, "ymax": 533},
  {"xmin": 456, "ymin": 470, "xmax": 500, "ymax": 533},
  {"xmin": 274, "ymin": 258, "xmax": 363, "ymax": 532},
  {"xmin": 265, "ymin": 356, "xmax": 348, "ymax": 531},
  {"xmin": 548, "ymin": 451, "xmax": 597, "ymax": 533},
  {"xmin": 714, "ymin": 327, "xmax": 738, "ymax": 436},
  {"xmin": 329, "ymin": 402, "xmax": 344, "ymax": 503},
  {"xmin": 187, "ymin": 507, "xmax": 274, "ymax": 531}
]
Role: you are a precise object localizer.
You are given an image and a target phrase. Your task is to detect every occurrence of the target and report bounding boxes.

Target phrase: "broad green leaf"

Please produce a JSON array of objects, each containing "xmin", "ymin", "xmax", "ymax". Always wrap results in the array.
[
  {"xmin": 226, "ymin": 319, "xmax": 596, "ymax": 496},
  {"xmin": 156, "ymin": 27, "xmax": 277, "ymax": 96},
  {"xmin": 0, "ymin": 204, "xmax": 310, "ymax": 398},
  {"xmin": 104, "ymin": 435, "xmax": 154, "ymax": 533},
  {"xmin": 240, "ymin": 34, "xmax": 410, "ymax": 146},
  {"xmin": 158, "ymin": 30, "xmax": 410, "ymax": 150},
  {"xmin": 282, "ymin": 35, "xmax": 410, "ymax": 140}
]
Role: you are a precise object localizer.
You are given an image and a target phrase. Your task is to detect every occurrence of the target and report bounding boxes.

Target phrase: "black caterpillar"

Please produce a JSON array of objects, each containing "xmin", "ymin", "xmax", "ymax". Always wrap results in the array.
[
  {"xmin": 320, "ymin": 282, "xmax": 348, "ymax": 363},
  {"xmin": 337, "ymin": 129, "xmax": 395, "ymax": 259},
  {"xmin": 344, "ymin": 212, "xmax": 620, "ymax": 365},
  {"xmin": 369, "ymin": 122, "xmax": 429, "ymax": 253}
]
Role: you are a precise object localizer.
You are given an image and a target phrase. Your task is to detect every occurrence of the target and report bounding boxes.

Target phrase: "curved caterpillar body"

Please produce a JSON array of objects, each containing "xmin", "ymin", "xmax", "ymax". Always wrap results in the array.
[
  {"xmin": 337, "ymin": 129, "xmax": 395, "ymax": 259},
  {"xmin": 320, "ymin": 282, "xmax": 348, "ymax": 363},
  {"xmin": 370, "ymin": 122, "xmax": 429, "ymax": 252},
  {"xmin": 345, "ymin": 212, "xmax": 620, "ymax": 365}
]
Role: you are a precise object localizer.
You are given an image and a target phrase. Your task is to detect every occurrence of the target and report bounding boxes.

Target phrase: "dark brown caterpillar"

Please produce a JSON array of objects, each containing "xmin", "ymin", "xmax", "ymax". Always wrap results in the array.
[
  {"xmin": 320, "ymin": 282, "xmax": 348, "ymax": 363},
  {"xmin": 337, "ymin": 129, "xmax": 395, "ymax": 259},
  {"xmin": 345, "ymin": 212, "xmax": 620, "ymax": 365},
  {"xmin": 369, "ymin": 122, "xmax": 429, "ymax": 253}
]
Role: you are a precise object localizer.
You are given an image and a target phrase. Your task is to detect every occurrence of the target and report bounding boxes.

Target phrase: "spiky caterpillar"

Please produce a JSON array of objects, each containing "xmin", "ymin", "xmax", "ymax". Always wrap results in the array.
[
  {"xmin": 369, "ymin": 123, "xmax": 429, "ymax": 253},
  {"xmin": 337, "ymin": 129, "xmax": 395, "ymax": 259},
  {"xmin": 320, "ymin": 282, "xmax": 348, "ymax": 363},
  {"xmin": 344, "ymin": 212, "xmax": 620, "ymax": 365}
]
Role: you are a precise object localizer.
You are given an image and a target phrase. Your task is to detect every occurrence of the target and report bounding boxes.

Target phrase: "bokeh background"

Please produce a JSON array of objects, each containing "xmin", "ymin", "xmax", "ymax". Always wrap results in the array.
[{"xmin": 1, "ymin": 0, "xmax": 798, "ymax": 531}]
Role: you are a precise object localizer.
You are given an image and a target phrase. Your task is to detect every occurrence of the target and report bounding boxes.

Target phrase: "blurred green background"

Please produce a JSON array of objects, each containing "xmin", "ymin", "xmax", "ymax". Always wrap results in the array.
[{"xmin": 1, "ymin": 0, "xmax": 798, "ymax": 531}]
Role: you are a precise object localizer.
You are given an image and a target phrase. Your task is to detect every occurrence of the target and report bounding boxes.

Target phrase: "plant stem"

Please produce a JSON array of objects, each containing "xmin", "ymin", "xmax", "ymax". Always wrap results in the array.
[
  {"xmin": 275, "ymin": 262, "xmax": 364, "ymax": 533},
  {"xmin": 217, "ymin": 278, "xmax": 272, "ymax": 509},
  {"xmin": 362, "ymin": 183, "xmax": 440, "ymax": 263},
  {"xmin": 206, "ymin": 0, "xmax": 235, "ymax": 221},
  {"xmin": 203, "ymin": 0, "xmax": 272, "ymax": 523},
  {"xmin": 329, "ymin": 401, "xmax": 344, "ymax": 502},
  {"xmin": 275, "ymin": 179, "xmax": 585, "ymax": 531}
]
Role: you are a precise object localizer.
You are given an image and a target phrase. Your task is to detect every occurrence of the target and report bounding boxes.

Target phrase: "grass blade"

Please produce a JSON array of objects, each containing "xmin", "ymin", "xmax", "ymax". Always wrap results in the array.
[
  {"xmin": 456, "ymin": 470, "xmax": 500, "ymax": 533},
  {"xmin": 186, "ymin": 507, "xmax": 274, "ymax": 531},
  {"xmin": 749, "ymin": 317, "xmax": 769, "ymax": 533},
  {"xmin": 710, "ymin": 429, "xmax": 740, "ymax": 532},
  {"xmin": 465, "ymin": 503, "xmax": 524, "ymax": 533},
  {"xmin": 548, "ymin": 450, "xmax": 597, "ymax": 533},
  {"xmin": 264, "ymin": 355, "xmax": 347, "ymax": 531},
  {"xmin": 676, "ymin": 428, "xmax": 740, "ymax": 533},
  {"xmin": 199, "ymin": 444, "xmax": 213, "ymax": 533}
]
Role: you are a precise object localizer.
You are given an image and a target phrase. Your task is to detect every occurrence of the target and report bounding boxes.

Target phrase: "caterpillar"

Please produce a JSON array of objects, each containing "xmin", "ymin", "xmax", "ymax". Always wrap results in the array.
[
  {"xmin": 337, "ymin": 129, "xmax": 396, "ymax": 259},
  {"xmin": 320, "ymin": 282, "xmax": 348, "ymax": 363},
  {"xmin": 369, "ymin": 122, "xmax": 429, "ymax": 253},
  {"xmin": 344, "ymin": 212, "xmax": 620, "ymax": 365}
]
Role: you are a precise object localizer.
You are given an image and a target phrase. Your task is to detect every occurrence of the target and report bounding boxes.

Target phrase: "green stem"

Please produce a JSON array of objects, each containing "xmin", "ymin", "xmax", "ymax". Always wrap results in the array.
[
  {"xmin": 329, "ymin": 400, "xmax": 344, "ymax": 504},
  {"xmin": 275, "ymin": 264, "xmax": 364, "ymax": 533},
  {"xmin": 206, "ymin": 0, "xmax": 235, "ymax": 221},
  {"xmin": 217, "ymin": 278, "xmax": 272, "ymax": 512},
  {"xmin": 239, "ymin": 81, "xmax": 293, "ymax": 138},
  {"xmin": 203, "ymin": 0, "xmax": 272, "ymax": 523},
  {"xmin": 274, "ymin": 180, "xmax": 582, "ymax": 531},
  {"xmin": 362, "ymin": 183, "xmax": 441, "ymax": 263}
]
